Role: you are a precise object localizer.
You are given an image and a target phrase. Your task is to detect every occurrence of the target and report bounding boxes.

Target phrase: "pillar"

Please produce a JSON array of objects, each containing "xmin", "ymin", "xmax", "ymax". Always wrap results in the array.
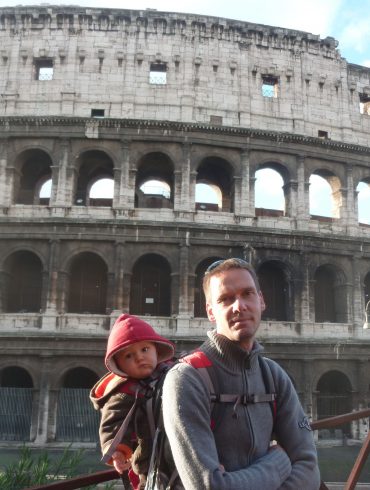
[
  {"xmin": 178, "ymin": 239, "xmax": 191, "ymax": 316},
  {"xmin": 296, "ymin": 154, "xmax": 310, "ymax": 226},
  {"xmin": 34, "ymin": 355, "xmax": 52, "ymax": 444},
  {"xmin": 52, "ymin": 139, "xmax": 74, "ymax": 207}
]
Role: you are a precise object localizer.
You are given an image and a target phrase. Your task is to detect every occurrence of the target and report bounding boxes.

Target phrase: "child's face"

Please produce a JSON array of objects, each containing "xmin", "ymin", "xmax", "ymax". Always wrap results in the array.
[{"xmin": 115, "ymin": 341, "xmax": 158, "ymax": 379}]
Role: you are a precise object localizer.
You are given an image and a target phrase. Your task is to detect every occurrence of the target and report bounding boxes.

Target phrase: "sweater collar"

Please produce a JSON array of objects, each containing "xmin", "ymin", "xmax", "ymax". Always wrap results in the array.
[{"xmin": 204, "ymin": 330, "xmax": 264, "ymax": 372}]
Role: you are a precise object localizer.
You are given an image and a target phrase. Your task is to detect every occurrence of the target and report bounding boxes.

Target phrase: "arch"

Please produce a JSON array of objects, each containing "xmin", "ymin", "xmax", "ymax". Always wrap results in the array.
[
  {"xmin": 364, "ymin": 271, "xmax": 370, "ymax": 305},
  {"xmin": 67, "ymin": 252, "xmax": 108, "ymax": 314},
  {"xmin": 130, "ymin": 254, "xmax": 171, "ymax": 316},
  {"xmin": 316, "ymin": 370, "xmax": 352, "ymax": 438},
  {"xmin": 61, "ymin": 367, "xmax": 99, "ymax": 389},
  {"xmin": 135, "ymin": 152, "xmax": 174, "ymax": 209},
  {"xmin": 55, "ymin": 367, "xmax": 99, "ymax": 442},
  {"xmin": 314, "ymin": 264, "xmax": 347, "ymax": 323},
  {"xmin": 3, "ymin": 251, "xmax": 43, "ymax": 313},
  {"xmin": 309, "ymin": 170, "xmax": 342, "ymax": 219},
  {"xmin": 194, "ymin": 256, "xmax": 223, "ymax": 317},
  {"xmin": 196, "ymin": 157, "xmax": 234, "ymax": 212},
  {"xmin": 88, "ymin": 177, "xmax": 114, "ymax": 207},
  {"xmin": 38, "ymin": 177, "xmax": 52, "ymax": 205},
  {"xmin": 195, "ymin": 182, "xmax": 222, "ymax": 211},
  {"xmin": 14, "ymin": 149, "xmax": 53, "ymax": 205},
  {"xmin": 75, "ymin": 150, "xmax": 114, "ymax": 206},
  {"xmin": 356, "ymin": 180, "xmax": 370, "ymax": 225},
  {"xmin": 255, "ymin": 163, "xmax": 287, "ymax": 217},
  {"xmin": 257, "ymin": 260, "xmax": 291, "ymax": 321},
  {"xmin": 0, "ymin": 366, "xmax": 33, "ymax": 441},
  {"xmin": 0, "ymin": 366, "xmax": 33, "ymax": 387}
]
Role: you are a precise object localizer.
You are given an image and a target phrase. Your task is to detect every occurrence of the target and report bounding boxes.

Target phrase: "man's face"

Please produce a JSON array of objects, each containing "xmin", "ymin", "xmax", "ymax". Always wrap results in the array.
[{"xmin": 206, "ymin": 268, "xmax": 265, "ymax": 351}]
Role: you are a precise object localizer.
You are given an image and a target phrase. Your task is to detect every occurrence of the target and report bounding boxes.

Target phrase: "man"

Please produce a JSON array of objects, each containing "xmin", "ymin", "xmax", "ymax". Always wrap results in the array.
[{"xmin": 162, "ymin": 258, "xmax": 320, "ymax": 489}]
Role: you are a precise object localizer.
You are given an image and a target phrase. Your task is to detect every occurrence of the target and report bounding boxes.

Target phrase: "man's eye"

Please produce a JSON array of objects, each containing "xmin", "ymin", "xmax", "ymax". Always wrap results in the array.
[
  {"xmin": 125, "ymin": 353, "xmax": 132, "ymax": 359},
  {"xmin": 142, "ymin": 347, "xmax": 149, "ymax": 352}
]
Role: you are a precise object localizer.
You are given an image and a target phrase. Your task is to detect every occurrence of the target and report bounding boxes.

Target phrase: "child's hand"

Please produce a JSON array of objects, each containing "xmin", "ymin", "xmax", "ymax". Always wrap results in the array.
[{"xmin": 112, "ymin": 450, "xmax": 131, "ymax": 474}]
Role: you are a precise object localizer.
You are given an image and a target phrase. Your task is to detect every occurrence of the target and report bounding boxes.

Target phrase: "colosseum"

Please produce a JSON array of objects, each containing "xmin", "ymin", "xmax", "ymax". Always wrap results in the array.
[{"xmin": 0, "ymin": 5, "xmax": 369, "ymax": 447}]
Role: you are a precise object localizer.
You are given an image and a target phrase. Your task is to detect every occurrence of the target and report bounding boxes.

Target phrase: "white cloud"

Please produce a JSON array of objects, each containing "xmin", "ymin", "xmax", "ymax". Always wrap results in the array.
[
  {"xmin": 362, "ymin": 59, "xmax": 370, "ymax": 68},
  {"xmin": 340, "ymin": 18, "xmax": 370, "ymax": 54}
]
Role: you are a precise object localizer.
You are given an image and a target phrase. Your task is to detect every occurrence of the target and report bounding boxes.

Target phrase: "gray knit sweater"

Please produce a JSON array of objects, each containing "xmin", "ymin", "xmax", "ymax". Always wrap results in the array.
[{"xmin": 162, "ymin": 331, "xmax": 320, "ymax": 490}]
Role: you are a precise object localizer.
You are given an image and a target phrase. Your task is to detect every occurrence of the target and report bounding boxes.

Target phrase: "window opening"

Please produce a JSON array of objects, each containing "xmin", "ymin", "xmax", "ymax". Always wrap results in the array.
[
  {"xmin": 318, "ymin": 130, "xmax": 329, "ymax": 139},
  {"xmin": 140, "ymin": 180, "xmax": 170, "ymax": 199},
  {"xmin": 39, "ymin": 178, "xmax": 52, "ymax": 205},
  {"xmin": 356, "ymin": 181, "xmax": 370, "ymax": 225},
  {"xmin": 309, "ymin": 174, "xmax": 332, "ymax": 218},
  {"xmin": 255, "ymin": 168, "xmax": 284, "ymax": 213},
  {"xmin": 91, "ymin": 109, "xmax": 105, "ymax": 118},
  {"xmin": 149, "ymin": 63, "xmax": 167, "ymax": 85},
  {"xmin": 34, "ymin": 58, "xmax": 53, "ymax": 81},
  {"xmin": 89, "ymin": 178, "xmax": 114, "ymax": 207},
  {"xmin": 262, "ymin": 76, "xmax": 278, "ymax": 98},
  {"xmin": 359, "ymin": 93, "xmax": 370, "ymax": 115},
  {"xmin": 195, "ymin": 183, "xmax": 221, "ymax": 211}
]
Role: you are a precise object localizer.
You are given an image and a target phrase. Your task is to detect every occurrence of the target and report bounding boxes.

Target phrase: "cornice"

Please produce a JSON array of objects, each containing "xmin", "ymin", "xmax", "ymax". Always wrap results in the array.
[{"xmin": 0, "ymin": 116, "xmax": 369, "ymax": 155}]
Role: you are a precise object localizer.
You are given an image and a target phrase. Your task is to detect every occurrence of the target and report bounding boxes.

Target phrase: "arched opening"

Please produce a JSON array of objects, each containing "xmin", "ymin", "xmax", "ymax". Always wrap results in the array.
[
  {"xmin": 255, "ymin": 167, "xmax": 285, "ymax": 217},
  {"xmin": 89, "ymin": 177, "xmax": 114, "ymax": 207},
  {"xmin": 138, "ymin": 179, "xmax": 172, "ymax": 208},
  {"xmin": 196, "ymin": 157, "xmax": 234, "ymax": 212},
  {"xmin": 314, "ymin": 266, "xmax": 336, "ymax": 322},
  {"xmin": 75, "ymin": 150, "xmax": 114, "ymax": 206},
  {"xmin": 310, "ymin": 171, "xmax": 341, "ymax": 219},
  {"xmin": 258, "ymin": 261, "xmax": 290, "ymax": 321},
  {"xmin": 0, "ymin": 366, "xmax": 33, "ymax": 441},
  {"xmin": 67, "ymin": 252, "xmax": 108, "ymax": 314},
  {"xmin": 364, "ymin": 272, "xmax": 370, "ymax": 305},
  {"xmin": 356, "ymin": 181, "xmax": 370, "ymax": 225},
  {"xmin": 56, "ymin": 367, "xmax": 99, "ymax": 442},
  {"xmin": 194, "ymin": 257, "xmax": 223, "ymax": 317},
  {"xmin": 317, "ymin": 371, "xmax": 352, "ymax": 439},
  {"xmin": 39, "ymin": 178, "xmax": 52, "ymax": 205},
  {"xmin": 130, "ymin": 254, "xmax": 171, "ymax": 316},
  {"xmin": 4, "ymin": 251, "xmax": 43, "ymax": 313},
  {"xmin": 135, "ymin": 153, "xmax": 174, "ymax": 209},
  {"xmin": 14, "ymin": 149, "xmax": 52, "ymax": 205},
  {"xmin": 195, "ymin": 183, "xmax": 221, "ymax": 212}
]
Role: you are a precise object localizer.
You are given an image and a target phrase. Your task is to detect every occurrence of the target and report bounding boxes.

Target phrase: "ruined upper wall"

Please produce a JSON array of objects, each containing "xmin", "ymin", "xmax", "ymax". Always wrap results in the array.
[{"xmin": 0, "ymin": 5, "xmax": 370, "ymax": 146}]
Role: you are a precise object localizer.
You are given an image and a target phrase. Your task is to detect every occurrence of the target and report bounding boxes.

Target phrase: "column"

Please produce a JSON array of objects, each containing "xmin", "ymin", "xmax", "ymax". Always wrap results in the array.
[
  {"xmin": 300, "ymin": 254, "xmax": 311, "ymax": 323},
  {"xmin": 283, "ymin": 180, "xmax": 298, "ymax": 217},
  {"xmin": 52, "ymin": 139, "xmax": 74, "ymax": 207},
  {"xmin": 178, "ymin": 238, "xmax": 191, "ymax": 316},
  {"xmin": 239, "ymin": 149, "xmax": 253, "ymax": 215},
  {"xmin": 178, "ymin": 142, "xmax": 192, "ymax": 212},
  {"xmin": 116, "ymin": 139, "xmax": 133, "ymax": 208},
  {"xmin": 296, "ymin": 155, "xmax": 310, "ymax": 226},
  {"xmin": 352, "ymin": 255, "xmax": 363, "ymax": 329},
  {"xmin": 301, "ymin": 359, "xmax": 314, "ymax": 419},
  {"xmin": 34, "ymin": 355, "xmax": 52, "ymax": 444},
  {"xmin": 0, "ymin": 140, "xmax": 10, "ymax": 207},
  {"xmin": 173, "ymin": 169, "xmax": 182, "ymax": 210},
  {"xmin": 45, "ymin": 239, "xmax": 60, "ymax": 312}
]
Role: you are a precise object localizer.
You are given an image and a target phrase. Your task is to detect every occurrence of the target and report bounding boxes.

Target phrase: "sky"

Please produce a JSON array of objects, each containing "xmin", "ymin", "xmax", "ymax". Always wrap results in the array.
[{"xmin": 1, "ymin": 0, "xmax": 370, "ymax": 67}]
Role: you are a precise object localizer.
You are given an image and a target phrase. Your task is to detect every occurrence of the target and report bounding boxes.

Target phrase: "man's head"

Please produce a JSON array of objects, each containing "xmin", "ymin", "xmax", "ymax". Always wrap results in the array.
[{"xmin": 203, "ymin": 258, "xmax": 265, "ymax": 351}]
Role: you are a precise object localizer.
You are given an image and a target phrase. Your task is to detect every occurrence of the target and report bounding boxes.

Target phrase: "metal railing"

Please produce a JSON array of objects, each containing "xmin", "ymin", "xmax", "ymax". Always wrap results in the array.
[{"xmin": 25, "ymin": 407, "xmax": 370, "ymax": 490}]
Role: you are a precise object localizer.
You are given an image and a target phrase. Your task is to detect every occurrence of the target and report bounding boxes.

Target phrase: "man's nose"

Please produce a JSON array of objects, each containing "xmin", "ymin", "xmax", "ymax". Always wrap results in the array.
[{"xmin": 232, "ymin": 296, "xmax": 247, "ymax": 311}]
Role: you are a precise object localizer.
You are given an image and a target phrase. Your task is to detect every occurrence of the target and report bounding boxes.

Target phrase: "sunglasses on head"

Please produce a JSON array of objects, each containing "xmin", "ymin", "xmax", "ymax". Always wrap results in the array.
[{"xmin": 205, "ymin": 258, "xmax": 251, "ymax": 274}]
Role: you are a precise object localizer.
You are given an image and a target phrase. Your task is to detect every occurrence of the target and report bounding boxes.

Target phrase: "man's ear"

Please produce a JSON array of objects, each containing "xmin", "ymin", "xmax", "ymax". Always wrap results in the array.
[
  {"xmin": 206, "ymin": 302, "xmax": 216, "ymax": 323},
  {"xmin": 259, "ymin": 292, "xmax": 266, "ymax": 312}
]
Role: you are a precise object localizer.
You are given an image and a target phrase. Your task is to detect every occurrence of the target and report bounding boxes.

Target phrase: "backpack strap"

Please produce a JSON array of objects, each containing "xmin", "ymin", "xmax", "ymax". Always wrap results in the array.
[{"xmin": 182, "ymin": 350, "xmax": 277, "ymax": 421}]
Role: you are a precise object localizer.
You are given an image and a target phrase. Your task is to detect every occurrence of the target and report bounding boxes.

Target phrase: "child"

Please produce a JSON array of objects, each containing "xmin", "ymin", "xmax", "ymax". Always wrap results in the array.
[{"xmin": 90, "ymin": 313, "xmax": 175, "ymax": 489}]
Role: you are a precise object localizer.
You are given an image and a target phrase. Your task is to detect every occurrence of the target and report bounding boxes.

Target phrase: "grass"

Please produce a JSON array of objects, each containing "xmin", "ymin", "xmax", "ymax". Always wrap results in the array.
[
  {"xmin": 0, "ymin": 445, "xmax": 369, "ymax": 484},
  {"xmin": 317, "ymin": 445, "xmax": 370, "ymax": 482}
]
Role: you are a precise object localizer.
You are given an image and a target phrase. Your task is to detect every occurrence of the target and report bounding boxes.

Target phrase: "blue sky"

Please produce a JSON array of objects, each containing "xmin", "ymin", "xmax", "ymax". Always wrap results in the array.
[{"xmin": 2, "ymin": 0, "xmax": 369, "ymax": 67}]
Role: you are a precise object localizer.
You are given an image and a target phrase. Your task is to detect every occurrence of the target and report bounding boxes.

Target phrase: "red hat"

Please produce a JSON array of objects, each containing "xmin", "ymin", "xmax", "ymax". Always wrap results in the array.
[{"xmin": 105, "ymin": 313, "xmax": 175, "ymax": 376}]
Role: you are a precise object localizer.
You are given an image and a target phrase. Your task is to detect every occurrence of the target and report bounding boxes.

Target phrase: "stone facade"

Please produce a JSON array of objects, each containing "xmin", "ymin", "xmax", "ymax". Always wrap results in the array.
[{"xmin": 0, "ymin": 6, "xmax": 369, "ymax": 447}]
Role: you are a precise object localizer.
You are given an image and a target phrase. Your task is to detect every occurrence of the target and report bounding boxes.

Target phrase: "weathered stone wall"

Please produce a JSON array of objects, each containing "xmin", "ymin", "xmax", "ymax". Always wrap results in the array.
[
  {"xmin": 0, "ymin": 6, "xmax": 369, "ymax": 447},
  {"xmin": 0, "ymin": 6, "xmax": 370, "ymax": 144}
]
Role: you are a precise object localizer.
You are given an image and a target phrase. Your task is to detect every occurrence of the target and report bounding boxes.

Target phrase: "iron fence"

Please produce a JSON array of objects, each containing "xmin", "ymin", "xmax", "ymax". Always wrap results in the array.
[{"xmin": 0, "ymin": 386, "xmax": 33, "ymax": 440}]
